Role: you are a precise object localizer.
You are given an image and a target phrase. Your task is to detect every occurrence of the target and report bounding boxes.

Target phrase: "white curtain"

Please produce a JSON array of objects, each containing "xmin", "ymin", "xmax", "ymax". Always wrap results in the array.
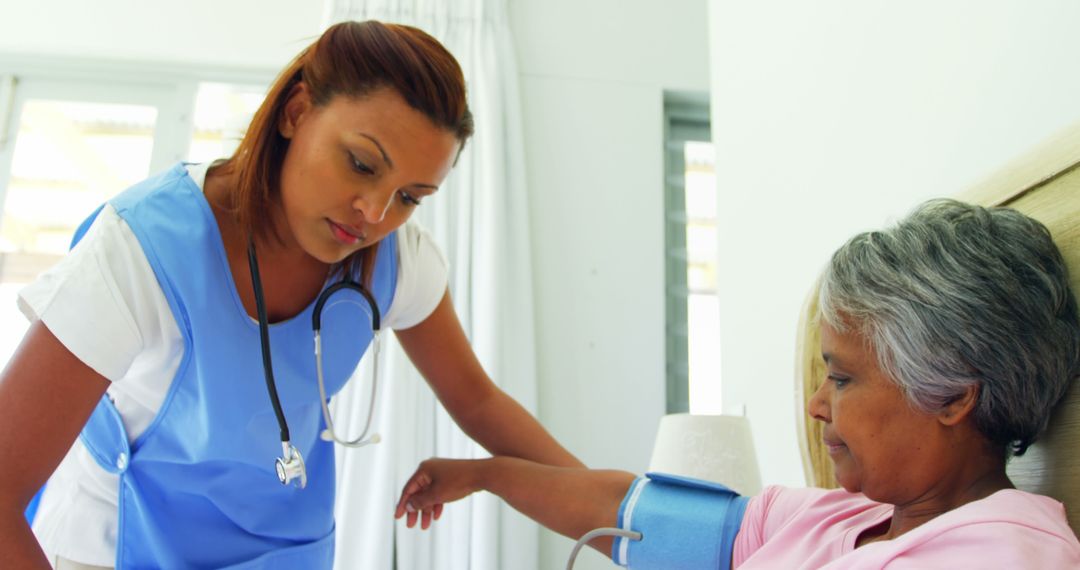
[{"xmin": 324, "ymin": 2, "xmax": 540, "ymax": 569}]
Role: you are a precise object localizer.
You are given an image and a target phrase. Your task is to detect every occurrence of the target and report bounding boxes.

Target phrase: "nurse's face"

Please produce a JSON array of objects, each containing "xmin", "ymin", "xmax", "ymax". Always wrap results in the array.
[
  {"xmin": 807, "ymin": 318, "xmax": 950, "ymax": 503},
  {"xmin": 276, "ymin": 85, "xmax": 460, "ymax": 264}
]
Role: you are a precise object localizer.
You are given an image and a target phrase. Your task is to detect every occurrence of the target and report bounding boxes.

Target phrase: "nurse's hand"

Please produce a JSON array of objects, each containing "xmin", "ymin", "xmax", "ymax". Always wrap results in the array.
[{"xmin": 395, "ymin": 458, "xmax": 487, "ymax": 530}]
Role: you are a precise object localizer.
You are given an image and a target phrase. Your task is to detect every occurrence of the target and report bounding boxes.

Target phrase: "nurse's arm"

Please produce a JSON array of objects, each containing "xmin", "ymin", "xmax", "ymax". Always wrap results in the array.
[
  {"xmin": 395, "ymin": 289, "xmax": 584, "ymax": 469},
  {"xmin": 0, "ymin": 321, "xmax": 110, "ymax": 568},
  {"xmin": 396, "ymin": 456, "xmax": 635, "ymax": 557}
]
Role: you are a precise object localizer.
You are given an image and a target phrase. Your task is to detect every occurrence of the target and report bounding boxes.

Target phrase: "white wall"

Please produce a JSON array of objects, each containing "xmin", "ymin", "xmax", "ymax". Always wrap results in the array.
[
  {"xmin": 508, "ymin": 0, "xmax": 710, "ymax": 567},
  {"xmin": 0, "ymin": 0, "xmax": 322, "ymax": 69},
  {"xmin": 709, "ymin": 0, "xmax": 1080, "ymax": 488}
]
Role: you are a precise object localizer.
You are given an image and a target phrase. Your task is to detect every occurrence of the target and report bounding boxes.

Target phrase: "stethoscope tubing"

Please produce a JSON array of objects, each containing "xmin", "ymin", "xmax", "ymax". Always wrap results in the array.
[
  {"xmin": 313, "ymin": 280, "xmax": 381, "ymax": 331},
  {"xmin": 247, "ymin": 242, "xmax": 292, "ymax": 444}
]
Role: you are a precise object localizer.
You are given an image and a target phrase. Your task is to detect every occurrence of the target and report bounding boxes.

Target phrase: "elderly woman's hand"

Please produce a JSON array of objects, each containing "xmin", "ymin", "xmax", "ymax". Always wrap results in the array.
[{"xmin": 395, "ymin": 458, "xmax": 488, "ymax": 530}]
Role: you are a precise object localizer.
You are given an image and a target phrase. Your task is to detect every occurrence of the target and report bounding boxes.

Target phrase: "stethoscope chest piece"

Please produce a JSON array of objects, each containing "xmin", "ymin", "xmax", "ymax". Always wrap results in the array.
[{"xmin": 276, "ymin": 442, "xmax": 307, "ymax": 488}]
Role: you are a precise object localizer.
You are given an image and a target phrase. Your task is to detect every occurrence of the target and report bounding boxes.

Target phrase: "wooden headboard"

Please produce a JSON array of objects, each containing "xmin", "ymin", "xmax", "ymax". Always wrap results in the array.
[{"xmin": 795, "ymin": 122, "xmax": 1080, "ymax": 537}]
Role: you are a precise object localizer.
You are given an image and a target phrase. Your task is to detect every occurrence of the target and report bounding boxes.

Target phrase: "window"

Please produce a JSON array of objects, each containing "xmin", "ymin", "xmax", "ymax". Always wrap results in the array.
[
  {"xmin": 0, "ymin": 78, "xmax": 170, "ymax": 365},
  {"xmin": 0, "ymin": 59, "xmax": 271, "ymax": 369},
  {"xmin": 188, "ymin": 82, "xmax": 266, "ymax": 163},
  {"xmin": 664, "ymin": 93, "xmax": 721, "ymax": 414}
]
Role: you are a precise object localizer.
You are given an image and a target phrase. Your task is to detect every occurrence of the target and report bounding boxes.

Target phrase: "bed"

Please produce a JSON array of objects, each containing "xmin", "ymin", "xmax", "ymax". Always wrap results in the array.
[{"xmin": 795, "ymin": 122, "xmax": 1080, "ymax": 537}]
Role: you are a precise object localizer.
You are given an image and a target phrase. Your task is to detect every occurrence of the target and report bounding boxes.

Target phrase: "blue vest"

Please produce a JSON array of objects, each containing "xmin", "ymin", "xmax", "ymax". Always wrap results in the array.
[{"xmin": 74, "ymin": 163, "xmax": 397, "ymax": 568}]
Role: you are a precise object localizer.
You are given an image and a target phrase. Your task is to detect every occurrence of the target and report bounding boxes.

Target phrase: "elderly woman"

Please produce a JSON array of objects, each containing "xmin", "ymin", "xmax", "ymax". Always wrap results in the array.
[{"xmin": 394, "ymin": 199, "xmax": 1080, "ymax": 568}]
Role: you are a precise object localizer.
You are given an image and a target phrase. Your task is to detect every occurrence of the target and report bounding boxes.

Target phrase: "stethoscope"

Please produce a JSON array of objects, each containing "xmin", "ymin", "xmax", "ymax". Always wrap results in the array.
[{"xmin": 247, "ymin": 241, "xmax": 383, "ymax": 489}]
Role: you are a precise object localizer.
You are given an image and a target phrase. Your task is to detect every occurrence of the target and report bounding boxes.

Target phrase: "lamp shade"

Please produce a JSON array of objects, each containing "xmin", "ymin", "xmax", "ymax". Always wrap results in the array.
[{"xmin": 648, "ymin": 413, "xmax": 762, "ymax": 496}]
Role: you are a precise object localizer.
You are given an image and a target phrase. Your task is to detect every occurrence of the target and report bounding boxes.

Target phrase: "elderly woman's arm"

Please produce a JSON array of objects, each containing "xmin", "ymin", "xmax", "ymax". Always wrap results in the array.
[{"xmin": 396, "ymin": 457, "xmax": 636, "ymax": 556}]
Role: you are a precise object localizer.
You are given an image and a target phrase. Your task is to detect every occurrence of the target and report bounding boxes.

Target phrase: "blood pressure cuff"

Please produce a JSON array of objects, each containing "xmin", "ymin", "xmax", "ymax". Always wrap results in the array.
[{"xmin": 611, "ymin": 472, "xmax": 749, "ymax": 569}]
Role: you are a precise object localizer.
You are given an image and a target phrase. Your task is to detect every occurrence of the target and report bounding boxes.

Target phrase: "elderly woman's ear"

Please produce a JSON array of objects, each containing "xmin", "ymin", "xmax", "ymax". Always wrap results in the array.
[{"xmin": 937, "ymin": 384, "xmax": 980, "ymax": 427}]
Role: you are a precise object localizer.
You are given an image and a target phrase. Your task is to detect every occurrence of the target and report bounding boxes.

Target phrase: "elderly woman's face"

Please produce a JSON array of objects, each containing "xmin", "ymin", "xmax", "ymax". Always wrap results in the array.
[{"xmin": 808, "ymin": 320, "xmax": 952, "ymax": 502}]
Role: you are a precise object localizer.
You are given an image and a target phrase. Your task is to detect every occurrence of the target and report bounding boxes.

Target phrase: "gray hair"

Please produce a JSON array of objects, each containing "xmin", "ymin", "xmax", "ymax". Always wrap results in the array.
[{"xmin": 819, "ymin": 198, "xmax": 1080, "ymax": 456}]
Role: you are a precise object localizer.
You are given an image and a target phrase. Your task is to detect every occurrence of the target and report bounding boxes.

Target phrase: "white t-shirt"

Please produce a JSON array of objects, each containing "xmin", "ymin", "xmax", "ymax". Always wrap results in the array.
[{"xmin": 20, "ymin": 162, "xmax": 449, "ymax": 566}]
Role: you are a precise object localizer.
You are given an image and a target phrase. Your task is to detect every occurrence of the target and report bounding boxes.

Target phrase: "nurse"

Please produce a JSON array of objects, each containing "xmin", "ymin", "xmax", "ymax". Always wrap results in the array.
[{"xmin": 0, "ymin": 20, "xmax": 582, "ymax": 569}]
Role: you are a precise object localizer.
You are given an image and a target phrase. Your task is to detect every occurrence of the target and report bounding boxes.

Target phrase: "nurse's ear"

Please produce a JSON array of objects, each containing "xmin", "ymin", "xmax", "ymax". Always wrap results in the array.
[{"xmin": 279, "ymin": 82, "xmax": 312, "ymax": 140}]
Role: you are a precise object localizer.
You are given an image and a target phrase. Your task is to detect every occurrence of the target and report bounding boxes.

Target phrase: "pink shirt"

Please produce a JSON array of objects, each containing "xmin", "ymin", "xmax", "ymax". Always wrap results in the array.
[{"xmin": 733, "ymin": 486, "xmax": 1080, "ymax": 569}]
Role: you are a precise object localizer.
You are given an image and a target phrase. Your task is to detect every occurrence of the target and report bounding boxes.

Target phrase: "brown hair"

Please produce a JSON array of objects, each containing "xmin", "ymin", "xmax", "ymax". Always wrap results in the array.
[{"xmin": 217, "ymin": 20, "xmax": 473, "ymax": 281}]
